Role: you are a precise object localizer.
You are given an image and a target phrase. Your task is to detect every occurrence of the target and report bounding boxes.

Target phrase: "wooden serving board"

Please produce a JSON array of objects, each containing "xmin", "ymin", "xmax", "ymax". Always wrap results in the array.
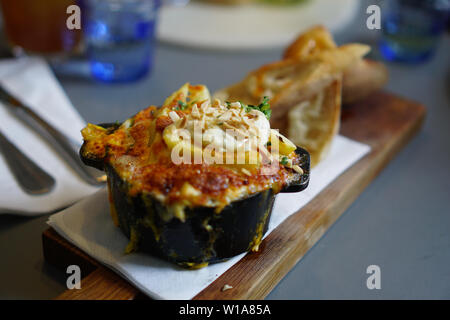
[{"xmin": 42, "ymin": 91, "xmax": 426, "ymax": 300}]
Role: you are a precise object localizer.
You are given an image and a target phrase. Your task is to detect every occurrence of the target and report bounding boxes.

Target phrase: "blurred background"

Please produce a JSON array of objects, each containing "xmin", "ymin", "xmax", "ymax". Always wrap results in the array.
[
  {"xmin": 0, "ymin": 0, "xmax": 449, "ymax": 299},
  {"xmin": 0, "ymin": 0, "xmax": 448, "ymax": 84},
  {"xmin": 0, "ymin": 0, "xmax": 445, "ymax": 125}
]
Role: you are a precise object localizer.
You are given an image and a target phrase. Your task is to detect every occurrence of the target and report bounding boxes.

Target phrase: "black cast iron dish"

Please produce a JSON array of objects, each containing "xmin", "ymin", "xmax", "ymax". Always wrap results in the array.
[{"xmin": 80, "ymin": 123, "xmax": 310, "ymax": 268}]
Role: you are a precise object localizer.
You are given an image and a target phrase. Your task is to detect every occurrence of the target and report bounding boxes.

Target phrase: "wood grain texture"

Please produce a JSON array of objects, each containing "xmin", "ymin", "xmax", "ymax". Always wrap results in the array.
[
  {"xmin": 42, "ymin": 228, "xmax": 99, "ymax": 275},
  {"xmin": 55, "ymin": 268, "xmax": 139, "ymax": 300},
  {"xmin": 43, "ymin": 91, "xmax": 426, "ymax": 300},
  {"xmin": 43, "ymin": 228, "xmax": 145, "ymax": 300}
]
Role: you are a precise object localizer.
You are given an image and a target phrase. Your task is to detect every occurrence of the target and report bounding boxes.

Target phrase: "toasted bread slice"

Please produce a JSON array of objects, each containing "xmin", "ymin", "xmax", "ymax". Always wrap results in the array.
[
  {"xmin": 342, "ymin": 58, "xmax": 389, "ymax": 104},
  {"xmin": 214, "ymin": 43, "xmax": 368, "ymax": 113},
  {"xmin": 214, "ymin": 27, "xmax": 368, "ymax": 166},
  {"xmin": 285, "ymin": 79, "xmax": 341, "ymax": 166},
  {"xmin": 283, "ymin": 25, "xmax": 337, "ymax": 60},
  {"xmin": 283, "ymin": 25, "xmax": 388, "ymax": 104}
]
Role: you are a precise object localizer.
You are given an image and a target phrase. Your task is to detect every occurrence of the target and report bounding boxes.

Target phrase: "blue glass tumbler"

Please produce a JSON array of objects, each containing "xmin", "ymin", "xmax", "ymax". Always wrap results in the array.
[
  {"xmin": 84, "ymin": 0, "xmax": 160, "ymax": 83},
  {"xmin": 379, "ymin": 0, "xmax": 447, "ymax": 64}
]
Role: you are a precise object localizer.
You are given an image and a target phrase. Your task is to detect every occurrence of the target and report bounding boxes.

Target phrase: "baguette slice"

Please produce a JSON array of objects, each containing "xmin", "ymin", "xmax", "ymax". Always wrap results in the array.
[
  {"xmin": 214, "ymin": 28, "xmax": 368, "ymax": 166},
  {"xmin": 285, "ymin": 79, "xmax": 341, "ymax": 166},
  {"xmin": 283, "ymin": 25, "xmax": 338, "ymax": 60},
  {"xmin": 283, "ymin": 25, "xmax": 388, "ymax": 104},
  {"xmin": 342, "ymin": 59, "xmax": 389, "ymax": 104}
]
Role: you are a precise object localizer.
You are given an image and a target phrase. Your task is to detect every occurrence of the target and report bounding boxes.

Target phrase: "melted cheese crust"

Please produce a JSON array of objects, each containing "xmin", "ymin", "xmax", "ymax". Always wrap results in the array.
[{"xmin": 81, "ymin": 84, "xmax": 302, "ymax": 211}]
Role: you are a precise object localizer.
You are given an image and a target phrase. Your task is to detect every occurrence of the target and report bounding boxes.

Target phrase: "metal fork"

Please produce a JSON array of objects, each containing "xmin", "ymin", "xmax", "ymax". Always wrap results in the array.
[{"xmin": 0, "ymin": 130, "xmax": 55, "ymax": 195}]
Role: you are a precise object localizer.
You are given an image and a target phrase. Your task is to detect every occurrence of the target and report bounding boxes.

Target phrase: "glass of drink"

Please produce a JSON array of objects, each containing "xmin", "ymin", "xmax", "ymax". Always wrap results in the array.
[
  {"xmin": 83, "ymin": 0, "xmax": 160, "ymax": 83},
  {"xmin": 379, "ymin": 0, "xmax": 447, "ymax": 64},
  {"xmin": 0, "ymin": 0, "xmax": 82, "ymax": 56}
]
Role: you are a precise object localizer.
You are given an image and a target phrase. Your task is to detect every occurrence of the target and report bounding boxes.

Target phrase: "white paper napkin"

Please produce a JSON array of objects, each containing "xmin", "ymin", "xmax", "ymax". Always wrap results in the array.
[
  {"xmin": 48, "ymin": 135, "xmax": 370, "ymax": 300},
  {"xmin": 0, "ymin": 57, "xmax": 100, "ymax": 215}
]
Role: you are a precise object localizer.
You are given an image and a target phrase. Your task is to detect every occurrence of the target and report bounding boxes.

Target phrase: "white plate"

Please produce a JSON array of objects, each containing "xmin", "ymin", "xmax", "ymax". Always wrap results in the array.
[{"xmin": 157, "ymin": 0, "xmax": 360, "ymax": 50}]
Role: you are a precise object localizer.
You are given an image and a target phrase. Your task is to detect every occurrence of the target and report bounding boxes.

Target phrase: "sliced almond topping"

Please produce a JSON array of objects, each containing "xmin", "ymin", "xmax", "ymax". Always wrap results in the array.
[
  {"xmin": 242, "ymin": 115, "xmax": 253, "ymax": 127},
  {"xmin": 230, "ymin": 108, "xmax": 240, "ymax": 117},
  {"xmin": 247, "ymin": 127, "xmax": 257, "ymax": 137},
  {"xmin": 201, "ymin": 101, "xmax": 212, "ymax": 114},
  {"xmin": 223, "ymin": 123, "xmax": 247, "ymax": 138},
  {"xmin": 218, "ymin": 111, "xmax": 232, "ymax": 122},
  {"xmin": 292, "ymin": 165, "xmax": 304, "ymax": 174},
  {"xmin": 222, "ymin": 122, "xmax": 236, "ymax": 130},
  {"xmin": 168, "ymin": 111, "xmax": 180, "ymax": 122}
]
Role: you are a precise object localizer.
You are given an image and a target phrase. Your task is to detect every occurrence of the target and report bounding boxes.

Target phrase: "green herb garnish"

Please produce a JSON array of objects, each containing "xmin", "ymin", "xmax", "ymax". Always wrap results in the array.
[
  {"xmin": 280, "ymin": 156, "xmax": 289, "ymax": 165},
  {"xmin": 177, "ymin": 100, "xmax": 188, "ymax": 110},
  {"xmin": 240, "ymin": 96, "xmax": 272, "ymax": 120}
]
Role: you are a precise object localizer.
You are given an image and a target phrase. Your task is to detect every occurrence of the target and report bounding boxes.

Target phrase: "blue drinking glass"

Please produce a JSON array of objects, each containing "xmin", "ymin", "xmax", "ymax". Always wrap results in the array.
[
  {"xmin": 379, "ymin": 0, "xmax": 448, "ymax": 64},
  {"xmin": 84, "ymin": 0, "xmax": 160, "ymax": 83}
]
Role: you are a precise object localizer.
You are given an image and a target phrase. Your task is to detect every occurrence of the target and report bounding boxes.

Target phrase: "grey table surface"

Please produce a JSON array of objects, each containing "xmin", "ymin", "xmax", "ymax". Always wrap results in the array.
[{"xmin": 1, "ymin": 2, "xmax": 449, "ymax": 299}]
